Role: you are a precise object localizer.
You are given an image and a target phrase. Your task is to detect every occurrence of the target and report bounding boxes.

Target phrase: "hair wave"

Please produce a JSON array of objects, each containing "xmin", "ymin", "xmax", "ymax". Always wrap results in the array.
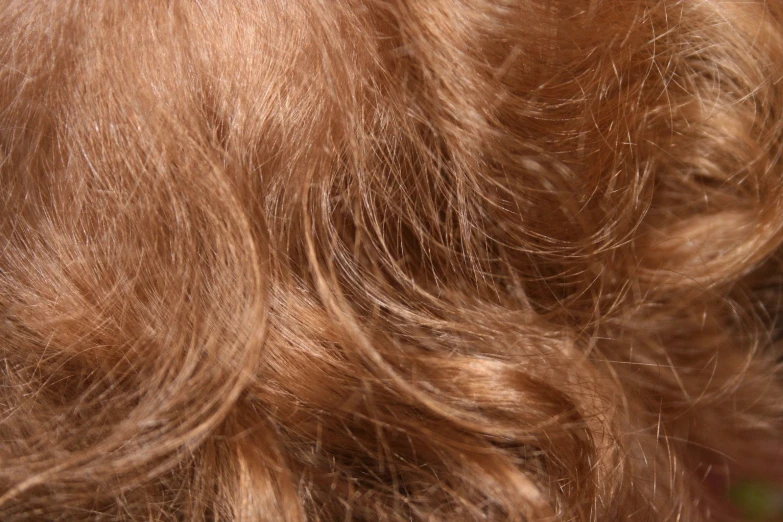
[{"xmin": 2, "ymin": 1, "xmax": 783, "ymax": 520}]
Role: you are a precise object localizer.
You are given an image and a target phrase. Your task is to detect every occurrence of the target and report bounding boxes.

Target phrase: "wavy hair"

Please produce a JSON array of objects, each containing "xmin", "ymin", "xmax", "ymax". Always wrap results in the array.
[{"xmin": 2, "ymin": 0, "xmax": 783, "ymax": 520}]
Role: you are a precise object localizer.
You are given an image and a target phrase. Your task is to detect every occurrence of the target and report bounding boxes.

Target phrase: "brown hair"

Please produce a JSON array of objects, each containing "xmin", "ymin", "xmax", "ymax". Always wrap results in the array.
[{"xmin": 2, "ymin": 0, "xmax": 783, "ymax": 520}]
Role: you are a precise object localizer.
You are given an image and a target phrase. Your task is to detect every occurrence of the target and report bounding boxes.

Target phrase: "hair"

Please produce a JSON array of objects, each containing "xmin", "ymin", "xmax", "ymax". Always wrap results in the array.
[{"xmin": 1, "ymin": 0, "xmax": 783, "ymax": 520}]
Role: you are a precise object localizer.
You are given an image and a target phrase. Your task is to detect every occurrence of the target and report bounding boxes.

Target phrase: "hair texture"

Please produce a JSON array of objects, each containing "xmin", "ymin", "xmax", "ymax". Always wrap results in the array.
[{"xmin": 2, "ymin": 0, "xmax": 783, "ymax": 520}]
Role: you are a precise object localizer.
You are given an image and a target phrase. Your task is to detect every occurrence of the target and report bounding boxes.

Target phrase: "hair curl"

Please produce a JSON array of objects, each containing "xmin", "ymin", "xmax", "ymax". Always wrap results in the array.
[{"xmin": 2, "ymin": 0, "xmax": 783, "ymax": 520}]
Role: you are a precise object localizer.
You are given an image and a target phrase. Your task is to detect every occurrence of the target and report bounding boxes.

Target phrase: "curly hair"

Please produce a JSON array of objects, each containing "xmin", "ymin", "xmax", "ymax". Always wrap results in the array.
[{"xmin": 1, "ymin": 0, "xmax": 783, "ymax": 520}]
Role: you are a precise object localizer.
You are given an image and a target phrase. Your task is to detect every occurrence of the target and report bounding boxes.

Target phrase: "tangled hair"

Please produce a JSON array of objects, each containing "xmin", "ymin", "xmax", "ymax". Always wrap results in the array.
[{"xmin": 2, "ymin": 0, "xmax": 783, "ymax": 520}]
